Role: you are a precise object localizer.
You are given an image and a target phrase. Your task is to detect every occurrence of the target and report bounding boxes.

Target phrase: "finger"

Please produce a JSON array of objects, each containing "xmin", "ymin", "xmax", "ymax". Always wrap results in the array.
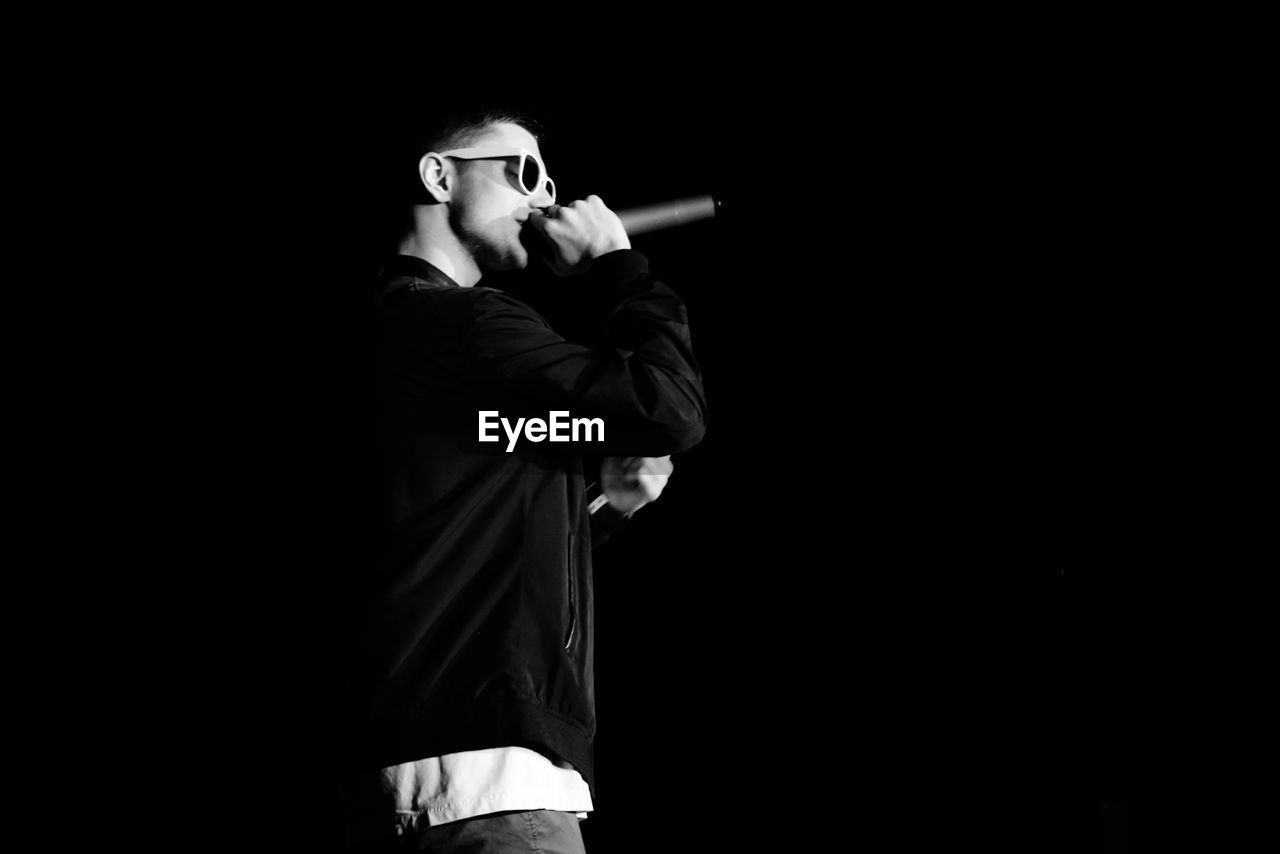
[
  {"xmin": 545, "ymin": 205, "xmax": 579, "ymax": 233},
  {"xmin": 525, "ymin": 210, "xmax": 553, "ymax": 236},
  {"xmin": 636, "ymin": 457, "xmax": 672, "ymax": 476},
  {"xmin": 640, "ymin": 476, "xmax": 666, "ymax": 499}
]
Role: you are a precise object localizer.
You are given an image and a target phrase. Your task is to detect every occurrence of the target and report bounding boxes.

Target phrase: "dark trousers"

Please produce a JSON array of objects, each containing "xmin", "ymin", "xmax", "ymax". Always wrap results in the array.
[{"xmin": 352, "ymin": 810, "xmax": 587, "ymax": 854}]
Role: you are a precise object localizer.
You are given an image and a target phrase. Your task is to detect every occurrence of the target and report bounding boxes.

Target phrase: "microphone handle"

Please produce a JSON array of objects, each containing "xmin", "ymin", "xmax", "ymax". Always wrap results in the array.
[{"xmin": 615, "ymin": 195, "xmax": 719, "ymax": 236}]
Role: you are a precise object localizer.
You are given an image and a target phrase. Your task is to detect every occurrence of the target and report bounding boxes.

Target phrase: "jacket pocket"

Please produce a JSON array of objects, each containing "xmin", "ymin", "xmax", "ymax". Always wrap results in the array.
[{"xmin": 564, "ymin": 533, "xmax": 578, "ymax": 650}]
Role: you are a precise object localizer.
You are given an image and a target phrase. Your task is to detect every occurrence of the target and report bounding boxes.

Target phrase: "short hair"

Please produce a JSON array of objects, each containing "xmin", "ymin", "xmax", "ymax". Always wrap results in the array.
[
  {"xmin": 421, "ymin": 109, "xmax": 540, "ymax": 159},
  {"xmin": 392, "ymin": 103, "xmax": 543, "ymax": 205}
]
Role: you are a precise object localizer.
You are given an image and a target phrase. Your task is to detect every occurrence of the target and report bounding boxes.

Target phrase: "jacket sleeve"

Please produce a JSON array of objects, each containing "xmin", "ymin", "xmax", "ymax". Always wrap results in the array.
[{"xmin": 455, "ymin": 249, "xmax": 707, "ymax": 457}]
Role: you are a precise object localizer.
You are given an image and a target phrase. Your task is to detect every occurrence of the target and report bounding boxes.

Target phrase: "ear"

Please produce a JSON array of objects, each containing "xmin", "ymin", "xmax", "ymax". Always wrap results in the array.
[{"xmin": 418, "ymin": 152, "xmax": 453, "ymax": 203}]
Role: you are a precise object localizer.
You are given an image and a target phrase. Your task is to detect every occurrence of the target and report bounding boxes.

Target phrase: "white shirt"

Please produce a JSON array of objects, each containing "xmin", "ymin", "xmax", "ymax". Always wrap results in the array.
[{"xmin": 339, "ymin": 746, "xmax": 594, "ymax": 846}]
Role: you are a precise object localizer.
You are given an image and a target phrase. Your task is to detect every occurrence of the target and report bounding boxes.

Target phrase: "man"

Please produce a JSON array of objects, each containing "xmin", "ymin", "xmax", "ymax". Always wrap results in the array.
[{"xmin": 338, "ymin": 109, "xmax": 707, "ymax": 852}]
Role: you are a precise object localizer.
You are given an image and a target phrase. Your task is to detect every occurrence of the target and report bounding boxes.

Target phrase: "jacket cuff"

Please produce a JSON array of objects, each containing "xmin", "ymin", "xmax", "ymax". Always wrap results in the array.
[{"xmin": 588, "ymin": 249, "xmax": 649, "ymax": 287}]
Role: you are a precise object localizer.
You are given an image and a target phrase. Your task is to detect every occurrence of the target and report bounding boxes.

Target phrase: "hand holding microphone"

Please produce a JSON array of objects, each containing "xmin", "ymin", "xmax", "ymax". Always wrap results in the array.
[
  {"xmin": 526, "ymin": 195, "xmax": 631, "ymax": 276},
  {"xmin": 526, "ymin": 193, "xmax": 721, "ymax": 275}
]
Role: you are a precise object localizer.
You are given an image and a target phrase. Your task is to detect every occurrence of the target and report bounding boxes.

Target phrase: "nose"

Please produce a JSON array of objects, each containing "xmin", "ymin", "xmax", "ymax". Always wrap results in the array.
[{"xmin": 528, "ymin": 178, "xmax": 555, "ymax": 209}]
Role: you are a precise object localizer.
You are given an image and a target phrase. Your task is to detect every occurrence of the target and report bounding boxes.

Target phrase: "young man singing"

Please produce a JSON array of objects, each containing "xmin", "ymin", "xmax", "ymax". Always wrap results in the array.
[{"xmin": 337, "ymin": 109, "xmax": 707, "ymax": 852}]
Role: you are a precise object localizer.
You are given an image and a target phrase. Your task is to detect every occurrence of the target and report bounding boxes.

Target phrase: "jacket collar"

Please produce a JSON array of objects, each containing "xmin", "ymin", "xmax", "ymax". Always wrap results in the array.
[{"xmin": 379, "ymin": 255, "xmax": 460, "ymax": 290}]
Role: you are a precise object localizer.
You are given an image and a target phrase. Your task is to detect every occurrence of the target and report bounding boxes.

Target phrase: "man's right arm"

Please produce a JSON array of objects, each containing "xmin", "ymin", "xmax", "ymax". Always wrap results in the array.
[{"xmin": 459, "ymin": 248, "xmax": 706, "ymax": 457}]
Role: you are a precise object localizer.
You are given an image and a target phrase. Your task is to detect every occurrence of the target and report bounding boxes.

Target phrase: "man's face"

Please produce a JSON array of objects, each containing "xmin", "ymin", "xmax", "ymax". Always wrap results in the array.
[{"xmin": 447, "ymin": 122, "xmax": 554, "ymax": 273}]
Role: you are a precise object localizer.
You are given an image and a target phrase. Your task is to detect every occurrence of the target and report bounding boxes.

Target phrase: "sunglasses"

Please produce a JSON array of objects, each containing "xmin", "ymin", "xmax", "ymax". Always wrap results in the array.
[{"xmin": 438, "ymin": 146, "xmax": 556, "ymax": 204}]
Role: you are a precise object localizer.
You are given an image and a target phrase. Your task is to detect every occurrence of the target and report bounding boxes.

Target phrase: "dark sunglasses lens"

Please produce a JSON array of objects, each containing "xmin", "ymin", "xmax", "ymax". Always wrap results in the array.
[
  {"xmin": 520, "ymin": 156, "xmax": 541, "ymax": 193},
  {"xmin": 545, "ymin": 178, "xmax": 556, "ymax": 202}
]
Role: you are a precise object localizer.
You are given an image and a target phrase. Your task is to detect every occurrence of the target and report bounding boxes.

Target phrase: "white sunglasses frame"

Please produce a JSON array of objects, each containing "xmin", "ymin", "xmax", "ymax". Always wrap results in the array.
[{"xmin": 436, "ymin": 146, "xmax": 556, "ymax": 203}]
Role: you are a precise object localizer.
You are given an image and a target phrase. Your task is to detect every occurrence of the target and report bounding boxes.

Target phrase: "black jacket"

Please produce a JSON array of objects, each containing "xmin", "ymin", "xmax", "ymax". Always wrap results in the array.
[{"xmin": 340, "ymin": 250, "xmax": 706, "ymax": 794}]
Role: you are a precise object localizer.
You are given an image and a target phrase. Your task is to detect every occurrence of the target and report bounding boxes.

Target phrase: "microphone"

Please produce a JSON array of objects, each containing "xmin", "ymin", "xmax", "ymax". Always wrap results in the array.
[{"xmin": 615, "ymin": 195, "xmax": 720, "ymax": 236}]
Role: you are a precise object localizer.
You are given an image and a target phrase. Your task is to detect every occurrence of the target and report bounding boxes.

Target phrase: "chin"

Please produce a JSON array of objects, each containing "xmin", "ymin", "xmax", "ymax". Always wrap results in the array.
[
  {"xmin": 474, "ymin": 237, "xmax": 529, "ymax": 274},
  {"xmin": 506, "ymin": 247, "xmax": 531, "ymax": 269},
  {"xmin": 499, "ymin": 240, "xmax": 532, "ymax": 271},
  {"xmin": 491, "ymin": 250, "xmax": 530, "ymax": 273}
]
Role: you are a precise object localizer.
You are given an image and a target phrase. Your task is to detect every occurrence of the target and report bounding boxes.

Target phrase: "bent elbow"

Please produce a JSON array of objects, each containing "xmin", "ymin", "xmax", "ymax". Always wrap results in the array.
[
  {"xmin": 658, "ymin": 400, "xmax": 707, "ymax": 454},
  {"xmin": 669, "ymin": 419, "xmax": 705, "ymax": 454}
]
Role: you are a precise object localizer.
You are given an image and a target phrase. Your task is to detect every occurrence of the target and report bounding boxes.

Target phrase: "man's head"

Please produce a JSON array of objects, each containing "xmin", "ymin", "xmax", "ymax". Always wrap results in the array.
[{"xmin": 403, "ymin": 111, "xmax": 554, "ymax": 275}]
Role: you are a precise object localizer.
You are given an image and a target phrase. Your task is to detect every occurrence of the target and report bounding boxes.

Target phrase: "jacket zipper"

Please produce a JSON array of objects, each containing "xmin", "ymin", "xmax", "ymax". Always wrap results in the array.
[{"xmin": 564, "ymin": 533, "xmax": 578, "ymax": 650}]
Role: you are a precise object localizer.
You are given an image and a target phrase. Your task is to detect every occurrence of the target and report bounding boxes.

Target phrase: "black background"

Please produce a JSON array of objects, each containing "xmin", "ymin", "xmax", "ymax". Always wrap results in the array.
[{"xmin": 31, "ymin": 9, "xmax": 1273, "ymax": 853}]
